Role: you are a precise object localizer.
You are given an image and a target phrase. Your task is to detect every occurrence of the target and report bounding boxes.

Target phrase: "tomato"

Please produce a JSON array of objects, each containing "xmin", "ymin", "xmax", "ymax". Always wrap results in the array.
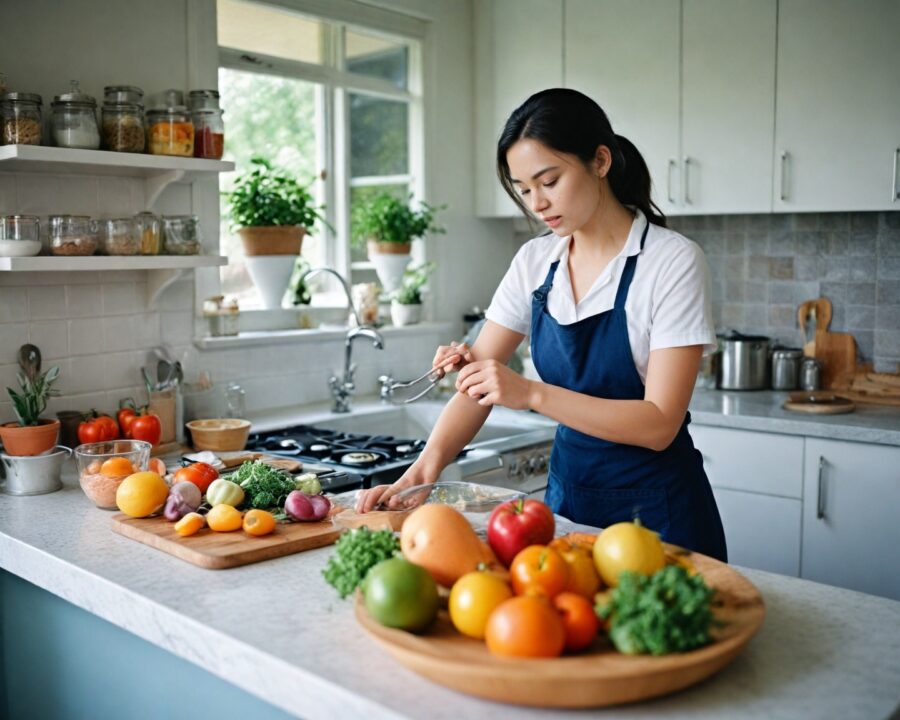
[
  {"xmin": 449, "ymin": 571, "xmax": 513, "ymax": 640},
  {"xmin": 243, "ymin": 509, "xmax": 276, "ymax": 537},
  {"xmin": 593, "ymin": 520, "xmax": 665, "ymax": 587},
  {"xmin": 557, "ymin": 544, "xmax": 602, "ymax": 599},
  {"xmin": 509, "ymin": 545, "xmax": 569, "ymax": 599},
  {"xmin": 78, "ymin": 414, "xmax": 120, "ymax": 444},
  {"xmin": 117, "ymin": 408, "xmax": 137, "ymax": 438},
  {"xmin": 94, "ymin": 415, "xmax": 120, "ymax": 440},
  {"xmin": 364, "ymin": 558, "xmax": 440, "ymax": 631},
  {"xmin": 130, "ymin": 414, "xmax": 161, "ymax": 447},
  {"xmin": 553, "ymin": 592, "xmax": 600, "ymax": 652},
  {"xmin": 173, "ymin": 462, "xmax": 219, "ymax": 494},
  {"xmin": 206, "ymin": 504, "xmax": 243, "ymax": 532},
  {"xmin": 484, "ymin": 595, "xmax": 565, "ymax": 658},
  {"xmin": 77, "ymin": 420, "xmax": 102, "ymax": 444},
  {"xmin": 487, "ymin": 498, "xmax": 555, "ymax": 567}
]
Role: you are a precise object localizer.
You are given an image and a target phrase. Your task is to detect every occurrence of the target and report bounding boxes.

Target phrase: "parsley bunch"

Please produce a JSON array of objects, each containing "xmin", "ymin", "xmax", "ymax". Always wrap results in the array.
[
  {"xmin": 232, "ymin": 461, "xmax": 296, "ymax": 509},
  {"xmin": 596, "ymin": 565, "xmax": 717, "ymax": 655},
  {"xmin": 322, "ymin": 528, "xmax": 400, "ymax": 599}
]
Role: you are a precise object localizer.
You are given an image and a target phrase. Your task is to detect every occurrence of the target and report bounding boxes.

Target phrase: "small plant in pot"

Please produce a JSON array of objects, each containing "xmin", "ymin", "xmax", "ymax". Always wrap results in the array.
[
  {"xmin": 391, "ymin": 262, "xmax": 435, "ymax": 327},
  {"xmin": 0, "ymin": 345, "xmax": 61, "ymax": 456},
  {"xmin": 351, "ymin": 193, "xmax": 445, "ymax": 293}
]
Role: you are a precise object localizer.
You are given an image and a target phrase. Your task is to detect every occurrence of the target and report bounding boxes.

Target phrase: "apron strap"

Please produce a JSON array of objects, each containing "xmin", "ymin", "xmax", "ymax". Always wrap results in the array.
[
  {"xmin": 533, "ymin": 260, "xmax": 560, "ymax": 303},
  {"xmin": 613, "ymin": 220, "xmax": 651, "ymax": 310}
]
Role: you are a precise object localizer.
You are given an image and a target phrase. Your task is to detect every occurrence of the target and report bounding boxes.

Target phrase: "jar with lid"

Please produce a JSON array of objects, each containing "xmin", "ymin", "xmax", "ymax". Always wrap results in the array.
[
  {"xmin": 147, "ymin": 107, "xmax": 193, "ymax": 157},
  {"xmin": 203, "ymin": 295, "xmax": 240, "ymax": 337},
  {"xmin": 188, "ymin": 90, "xmax": 220, "ymax": 112},
  {"xmin": 49, "ymin": 215, "xmax": 98, "ymax": 256},
  {"xmin": 162, "ymin": 215, "xmax": 201, "ymax": 255},
  {"xmin": 800, "ymin": 357, "xmax": 823, "ymax": 391},
  {"xmin": 100, "ymin": 217, "xmax": 140, "ymax": 255},
  {"xmin": 0, "ymin": 215, "xmax": 42, "ymax": 257},
  {"xmin": 134, "ymin": 212, "xmax": 161, "ymax": 255},
  {"xmin": 1, "ymin": 92, "xmax": 43, "ymax": 146},
  {"xmin": 772, "ymin": 348, "xmax": 803, "ymax": 390},
  {"xmin": 103, "ymin": 85, "xmax": 144, "ymax": 106},
  {"xmin": 192, "ymin": 108, "xmax": 224, "ymax": 159},
  {"xmin": 50, "ymin": 80, "xmax": 100, "ymax": 149},
  {"xmin": 101, "ymin": 103, "xmax": 144, "ymax": 152}
]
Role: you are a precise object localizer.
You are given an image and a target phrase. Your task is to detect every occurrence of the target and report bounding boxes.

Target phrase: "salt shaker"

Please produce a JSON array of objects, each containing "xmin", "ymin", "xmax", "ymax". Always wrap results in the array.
[{"xmin": 800, "ymin": 357, "xmax": 822, "ymax": 391}]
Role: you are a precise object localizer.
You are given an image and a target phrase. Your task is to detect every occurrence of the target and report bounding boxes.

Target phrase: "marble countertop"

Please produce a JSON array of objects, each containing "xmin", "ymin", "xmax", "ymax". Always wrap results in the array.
[
  {"xmin": 2, "ymin": 470, "xmax": 900, "ymax": 720},
  {"xmin": 689, "ymin": 389, "xmax": 900, "ymax": 446}
]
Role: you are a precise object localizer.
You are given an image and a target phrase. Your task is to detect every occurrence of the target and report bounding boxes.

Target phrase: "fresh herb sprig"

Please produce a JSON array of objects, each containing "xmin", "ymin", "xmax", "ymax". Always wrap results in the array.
[
  {"xmin": 231, "ymin": 460, "xmax": 297, "ymax": 509},
  {"xmin": 322, "ymin": 527, "xmax": 400, "ymax": 599}
]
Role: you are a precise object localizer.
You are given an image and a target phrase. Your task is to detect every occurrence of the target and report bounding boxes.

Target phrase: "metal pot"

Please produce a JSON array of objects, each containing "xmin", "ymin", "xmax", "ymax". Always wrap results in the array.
[
  {"xmin": 717, "ymin": 332, "xmax": 771, "ymax": 390},
  {"xmin": 0, "ymin": 445, "xmax": 71, "ymax": 495}
]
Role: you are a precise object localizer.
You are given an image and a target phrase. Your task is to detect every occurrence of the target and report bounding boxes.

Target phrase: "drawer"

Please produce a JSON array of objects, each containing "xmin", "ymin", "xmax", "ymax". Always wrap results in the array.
[{"xmin": 690, "ymin": 425, "xmax": 804, "ymax": 498}]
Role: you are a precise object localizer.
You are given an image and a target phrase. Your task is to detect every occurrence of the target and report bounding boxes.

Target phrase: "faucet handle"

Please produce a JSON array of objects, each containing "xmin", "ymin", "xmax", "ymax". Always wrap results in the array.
[{"xmin": 379, "ymin": 373, "xmax": 395, "ymax": 403}]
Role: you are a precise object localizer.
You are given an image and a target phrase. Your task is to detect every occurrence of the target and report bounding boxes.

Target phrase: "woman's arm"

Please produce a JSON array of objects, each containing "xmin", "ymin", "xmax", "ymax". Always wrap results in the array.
[{"xmin": 457, "ymin": 345, "xmax": 703, "ymax": 452}]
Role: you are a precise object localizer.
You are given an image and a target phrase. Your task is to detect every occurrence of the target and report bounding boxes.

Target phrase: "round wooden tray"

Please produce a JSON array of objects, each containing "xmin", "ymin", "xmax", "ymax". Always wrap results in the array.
[{"xmin": 355, "ymin": 549, "xmax": 765, "ymax": 708}]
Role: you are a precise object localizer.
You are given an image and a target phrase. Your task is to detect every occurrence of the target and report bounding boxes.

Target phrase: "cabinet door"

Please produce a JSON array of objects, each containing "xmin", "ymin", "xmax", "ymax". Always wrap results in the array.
[
  {"xmin": 803, "ymin": 438, "xmax": 900, "ymax": 601},
  {"xmin": 713, "ymin": 488, "xmax": 801, "ymax": 576},
  {"xmin": 474, "ymin": 0, "xmax": 564, "ymax": 217},
  {"xmin": 564, "ymin": 0, "xmax": 681, "ymax": 217},
  {"xmin": 681, "ymin": 0, "xmax": 776, "ymax": 213},
  {"xmin": 774, "ymin": 0, "xmax": 900, "ymax": 211}
]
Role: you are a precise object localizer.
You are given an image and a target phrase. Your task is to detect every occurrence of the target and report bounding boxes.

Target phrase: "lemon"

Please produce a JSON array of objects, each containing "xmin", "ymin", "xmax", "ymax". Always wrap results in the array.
[
  {"xmin": 116, "ymin": 471, "xmax": 169, "ymax": 518},
  {"xmin": 592, "ymin": 520, "xmax": 665, "ymax": 587},
  {"xmin": 207, "ymin": 504, "xmax": 243, "ymax": 532}
]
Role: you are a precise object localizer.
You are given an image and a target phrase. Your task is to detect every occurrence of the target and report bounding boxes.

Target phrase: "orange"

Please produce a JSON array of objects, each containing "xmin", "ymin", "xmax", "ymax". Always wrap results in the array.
[
  {"xmin": 115, "ymin": 471, "xmax": 169, "ymax": 518},
  {"xmin": 100, "ymin": 456, "xmax": 134, "ymax": 478},
  {"xmin": 207, "ymin": 504, "xmax": 243, "ymax": 532},
  {"xmin": 243, "ymin": 509, "xmax": 276, "ymax": 537},
  {"xmin": 174, "ymin": 512, "xmax": 205, "ymax": 537},
  {"xmin": 484, "ymin": 595, "xmax": 565, "ymax": 658},
  {"xmin": 509, "ymin": 545, "xmax": 569, "ymax": 598},
  {"xmin": 553, "ymin": 592, "xmax": 600, "ymax": 652}
]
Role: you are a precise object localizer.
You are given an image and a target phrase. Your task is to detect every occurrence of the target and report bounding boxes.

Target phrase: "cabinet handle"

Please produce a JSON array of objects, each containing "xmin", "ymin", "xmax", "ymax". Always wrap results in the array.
[
  {"xmin": 667, "ymin": 159, "xmax": 676, "ymax": 204},
  {"xmin": 892, "ymin": 148, "xmax": 899, "ymax": 202},
  {"xmin": 816, "ymin": 455, "xmax": 826, "ymax": 520},
  {"xmin": 780, "ymin": 151, "xmax": 790, "ymax": 202},
  {"xmin": 684, "ymin": 157, "xmax": 693, "ymax": 205}
]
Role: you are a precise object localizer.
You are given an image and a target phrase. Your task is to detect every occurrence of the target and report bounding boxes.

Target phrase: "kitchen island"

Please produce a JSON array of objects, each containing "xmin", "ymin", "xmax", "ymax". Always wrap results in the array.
[{"xmin": 2, "ymin": 469, "xmax": 899, "ymax": 720}]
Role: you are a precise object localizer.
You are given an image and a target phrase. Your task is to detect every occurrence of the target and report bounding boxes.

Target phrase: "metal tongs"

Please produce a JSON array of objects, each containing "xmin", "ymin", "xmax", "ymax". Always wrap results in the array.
[{"xmin": 382, "ymin": 341, "xmax": 467, "ymax": 404}]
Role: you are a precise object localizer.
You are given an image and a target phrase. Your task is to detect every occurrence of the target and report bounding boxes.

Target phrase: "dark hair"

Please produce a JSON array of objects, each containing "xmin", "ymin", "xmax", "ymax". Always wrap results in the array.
[{"xmin": 497, "ymin": 88, "xmax": 666, "ymax": 228}]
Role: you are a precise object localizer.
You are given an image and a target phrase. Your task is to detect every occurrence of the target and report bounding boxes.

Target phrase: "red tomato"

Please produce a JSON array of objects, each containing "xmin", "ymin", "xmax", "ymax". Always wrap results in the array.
[
  {"xmin": 173, "ymin": 462, "xmax": 219, "ymax": 494},
  {"xmin": 487, "ymin": 499, "xmax": 556, "ymax": 567},
  {"xmin": 77, "ymin": 419, "xmax": 102, "ymax": 444},
  {"xmin": 553, "ymin": 592, "xmax": 600, "ymax": 652},
  {"xmin": 94, "ymin": 415, "xmax": 120, "ymax": 440},
  {"xmin": 117, "ymin": 408, "xmax": 137, "ymax": 438},
  {"xmin": 77, "ymin": 414, "xmax": 120, "ymax": 444},
  {"xmin": 131, "ymin": 414, "xmax": 161, "ymax": 446},
  {"xmin": 509, "ymin": 545, "xmax": 569, "ymax": 599},
  {"xmin": 484, "ymin": 595, "xmax": 565, "ymax": 658}
]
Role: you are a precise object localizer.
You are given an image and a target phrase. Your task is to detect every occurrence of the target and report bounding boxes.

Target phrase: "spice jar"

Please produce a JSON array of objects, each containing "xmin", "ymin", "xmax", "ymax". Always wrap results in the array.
[
  {"xmin": 203, "ymin": 295, "xmax": 240, "ymax": 337},
  {"xmin": 188, "ymin": 90, "xmax": 220, "ymax": 112},
  {"xmin": 49, "ymin": 215, "xmax": 98, "ymax": 256},
  {"xmin": 103, "ymin": 85, "xmax": 144, "ymax": 106},
  {"xmin": 146, "ymin": 107, "xmax": 193, "ymax": 157},
  {"xmin": 50, "ymin": 81, "xmax": 100, "ymax": 149},
  {"xmin": 192, "ymin": 108, "xmax": 224, "ymax": 159},
  {"xmin": 100, "ymin": 217, "xmax": 140, "ymax": 255},
  {"xmin": 101, "ymin": 103, "xmax": 144, "ymax": 152},
  {"xmin": 162, "ymin": 215, "xmax": 202, "ymax": 255},
  {"xmin": 134, "ymin": 211, "xmax": 161, "ymax": 255},
  {"xmin": 0, "ymin": 215, "xmax": 42, "ymax": 257},
  {"xmin": 1, "ymin": 92, "xmax": 43, "ymax": 146}
]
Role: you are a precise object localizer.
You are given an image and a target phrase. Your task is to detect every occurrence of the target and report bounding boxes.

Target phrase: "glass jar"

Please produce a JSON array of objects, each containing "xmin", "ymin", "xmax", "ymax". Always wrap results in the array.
[
  {"xmin": 0, "ymin": 92, "xmax": 43, "ymax": 145},
  {"xmin": 203, "ymin": 295, "xmax": 240, "ymax": 337},
  {"xmin": 103, "ymin": 85, "xmax": 144, "ymax": 106},
  {"xmin": 101, "ymin": 103, "xmax": 145, "ymax": 152},
  {"xmin": 188, "ymin": 90, "xmax": 220, "ymax": 112},
  {"xmin": 49, "ymin": 215, "xmax": 98, "ymax": 256},
  {"xmin": 134, "ymin": 212, "xmax": 161, "ymax": 255},
  {"xmin": 192, "ymin": 109, "xmax": 224, "ymax": 159},
  {"xmin": 50, "ymin": 81, "xmax": 100, "ymax": 149},
  {"xmin": 100, "ymin": 217, "xmax": 140, "ymax": 255},
  {"xmin": 162, "ymin": 215, "xmax": 201, "ymax": 255},
  {"xmin": 146, "ymin": 107, "xmax": 193, "ymax": 156},
  {"xmin": 0, "ymin": 215, "xmax": 42, "ymax": 257}
]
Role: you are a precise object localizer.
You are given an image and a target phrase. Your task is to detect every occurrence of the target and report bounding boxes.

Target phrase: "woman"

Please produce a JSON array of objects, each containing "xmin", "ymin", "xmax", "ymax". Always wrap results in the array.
[{"xmin": 358, "ymin": 88, "xmax": 727, "ymax": 561}]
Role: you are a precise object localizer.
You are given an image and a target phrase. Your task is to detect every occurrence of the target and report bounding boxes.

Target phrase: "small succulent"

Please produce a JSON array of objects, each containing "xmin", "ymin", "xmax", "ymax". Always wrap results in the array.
[{"xmin": 7, "ymin": 364, "xmax": 60, "ymax": 427}]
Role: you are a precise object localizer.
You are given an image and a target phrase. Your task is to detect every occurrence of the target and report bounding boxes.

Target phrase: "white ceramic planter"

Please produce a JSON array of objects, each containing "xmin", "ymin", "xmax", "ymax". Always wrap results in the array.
[
  {"xmin": 244, "ymin": 255, "xmax": 298, "ymax": 309},
  {"xmin": 391, "ymin": 300, "xmax": 422, "ymax": 326},
  {"xmin": 370, "ymin": 252, "xmax": 411, "ymax": 293}
]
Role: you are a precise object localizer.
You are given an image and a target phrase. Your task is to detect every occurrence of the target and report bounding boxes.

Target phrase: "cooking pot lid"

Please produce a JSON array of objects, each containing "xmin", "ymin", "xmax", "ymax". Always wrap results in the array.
[{"xmin": 718, "ymin": 330, "xmax": 770, "ymax": 342}]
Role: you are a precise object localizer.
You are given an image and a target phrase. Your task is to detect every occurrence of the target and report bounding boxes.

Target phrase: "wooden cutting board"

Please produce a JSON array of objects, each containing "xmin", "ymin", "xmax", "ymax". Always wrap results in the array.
[
  {"xmin": 783, "ymin": 392, "xmax": 855, "ymax": 414},
  {"xmin": 815, "ymin": 329, "xmax": 857, "ymax": 389},
  {"xmin": 111, "ymin": 512, "xmax": 343, "ymax": 569},
  {"xmin": 355, "ymin": 546, "xmax": 764, "ymax": 708}
]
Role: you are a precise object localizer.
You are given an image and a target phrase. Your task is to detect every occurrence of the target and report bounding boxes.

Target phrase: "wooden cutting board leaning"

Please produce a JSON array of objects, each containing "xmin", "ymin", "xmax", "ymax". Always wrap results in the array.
[{"xmin": 797, "ymin": 297, "xmax": 857, "ymax": 389}]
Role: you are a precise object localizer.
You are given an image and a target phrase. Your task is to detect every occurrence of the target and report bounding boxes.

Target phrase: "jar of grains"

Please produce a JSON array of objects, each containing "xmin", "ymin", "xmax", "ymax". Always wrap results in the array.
[
  {"xmin": 162, "ymin": 215, "xmax": 201, "ymax": 255},
  {"xmin": 49, "ymin": 215, "xmax": 98, "ymax": 256},
  {"xmin": 103, "ymin": 85, "xmax": 144, "ymax": 106},
  {"xmin": 100, "ymin": 217, "xmax": 140, "ymax": 255},
  {"xmin": 146, "ymin": 106, "xmax": 193, "ymax": 157},
  {"xmin": 1, "ymin": 92, "xmax": 43, "ymax": 145},
  {"xmin": 101, "ymin": 103, "xmax": 145, "ymax": 152}
]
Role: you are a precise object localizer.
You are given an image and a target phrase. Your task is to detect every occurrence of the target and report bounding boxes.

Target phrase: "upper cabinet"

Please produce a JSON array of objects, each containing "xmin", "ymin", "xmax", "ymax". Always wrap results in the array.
[
  {"xmin": 774, "ymin": 0, "xmax": 900, "ymax": 212},
  {"xmin": 474, "ymin": 0, "xmax": 563, "ymax": 217}
]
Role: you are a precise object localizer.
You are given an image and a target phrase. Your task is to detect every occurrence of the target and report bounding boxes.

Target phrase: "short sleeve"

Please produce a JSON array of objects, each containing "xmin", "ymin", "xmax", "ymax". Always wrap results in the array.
[
  {"xmin": 648, "ymin": 241, "xmax": 717, "ymax": 354},
  {"xmin": 485, "ymin": 243, "xmax": 533, "ymax": 335}
]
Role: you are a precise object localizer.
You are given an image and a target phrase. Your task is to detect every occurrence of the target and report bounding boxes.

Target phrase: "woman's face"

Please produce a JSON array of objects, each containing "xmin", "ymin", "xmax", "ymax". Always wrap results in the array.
[{"xmin": 506, "ymin": 138, "xmax": 610, "ymax": 237}]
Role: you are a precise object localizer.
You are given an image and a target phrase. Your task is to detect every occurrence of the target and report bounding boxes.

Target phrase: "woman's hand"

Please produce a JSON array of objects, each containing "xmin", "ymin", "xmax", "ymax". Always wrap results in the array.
[
  {"xmin": 456, "ymin": 359, "xmax": 535, "ymax": 410},
  {"xmin": 355, "ymin": 461, "xmax": 438, "ymax": 513},
  {"xmin": 432, "ymin": 341, "xmax": 473, "ymax": 377}
]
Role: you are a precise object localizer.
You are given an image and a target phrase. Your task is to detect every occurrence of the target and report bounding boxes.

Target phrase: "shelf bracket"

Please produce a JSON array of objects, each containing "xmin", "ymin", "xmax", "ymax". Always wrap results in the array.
[
  {"xmin": 144, "ymin": 169, "xmax": 186, "ymax": 209},
  {"xmin": 147, "ymin": 268, "xmax": 189, "ymax": 308}
]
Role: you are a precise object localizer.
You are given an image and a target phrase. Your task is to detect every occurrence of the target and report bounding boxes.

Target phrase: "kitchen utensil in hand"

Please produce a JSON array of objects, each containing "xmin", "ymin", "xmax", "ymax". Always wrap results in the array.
[{"xmin": 383, "ymin": 340, "xmax": 468, "ymax": 404}]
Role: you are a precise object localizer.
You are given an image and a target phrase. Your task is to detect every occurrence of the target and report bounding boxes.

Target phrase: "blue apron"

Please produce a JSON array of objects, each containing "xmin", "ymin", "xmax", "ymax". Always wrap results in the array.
[{"xmin": 530, "ymin": 222, "xmax": 727, "ymax": 561}]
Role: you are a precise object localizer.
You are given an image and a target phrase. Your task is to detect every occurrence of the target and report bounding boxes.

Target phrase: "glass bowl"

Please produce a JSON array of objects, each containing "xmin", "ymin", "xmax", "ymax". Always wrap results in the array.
[
  {"xmin": 331, "ymin": 481, "xmax": 526, "ymax": 515},
  {"xmin": 74, "ymin": 440, "xmax": 151, "ymax": 509}
]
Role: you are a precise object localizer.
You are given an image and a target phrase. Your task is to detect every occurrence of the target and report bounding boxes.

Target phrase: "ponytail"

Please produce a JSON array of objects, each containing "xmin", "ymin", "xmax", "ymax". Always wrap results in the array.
[{"xmin": 608, "ymin": 134, "xmax": 667, "ymax": 227}]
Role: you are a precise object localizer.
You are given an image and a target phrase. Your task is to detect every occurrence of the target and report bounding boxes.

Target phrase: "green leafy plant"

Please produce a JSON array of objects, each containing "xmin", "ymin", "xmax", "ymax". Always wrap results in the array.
[
  {"xmin": 7, "ymin": 365, "xmax": 60, "ymax": 427},
  {"xmin": 223, "ymin": 157, "xmax": 329, "ymax": 232},
  {"xmin": 392, "ymin": 262, "xmax": 436, "ymax": 305},
  {"xmin": 288, "ymin": 256, "xmax": 313, "ymax": 306},
  {"xmin": 322, "ymin": 527, "xmax": 401, "ymax": 599},
  {"xmin": 351, "ymin": 193, "xmax": 445, "ymax": 248}
]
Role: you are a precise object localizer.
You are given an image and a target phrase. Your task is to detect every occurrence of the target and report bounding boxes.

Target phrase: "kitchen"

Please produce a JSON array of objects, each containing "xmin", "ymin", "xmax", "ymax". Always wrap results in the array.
[{"xmin": 1, "ymin": 0, "xmax": 900, "ymax": 718}]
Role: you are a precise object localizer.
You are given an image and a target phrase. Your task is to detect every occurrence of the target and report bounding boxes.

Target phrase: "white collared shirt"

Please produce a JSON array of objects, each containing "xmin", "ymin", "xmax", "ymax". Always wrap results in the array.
[{"xmin": 485, "ymin": 210, "xmax": 716, "ymax": 382}]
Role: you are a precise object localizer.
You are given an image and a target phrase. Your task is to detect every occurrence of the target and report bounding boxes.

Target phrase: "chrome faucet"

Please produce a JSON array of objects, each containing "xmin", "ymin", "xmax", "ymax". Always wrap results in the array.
[
  {"xmin": 330, "ymin": 326, "xmax": 385, "ymax": 413},
  {"xmin": 296, "ymin": 267, "xmax": 362, "ymax": 327}
]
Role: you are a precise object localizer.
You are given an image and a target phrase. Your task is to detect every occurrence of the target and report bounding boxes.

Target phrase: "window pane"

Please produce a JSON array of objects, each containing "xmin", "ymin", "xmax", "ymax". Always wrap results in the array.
[
  {"xmin": 350, "ymin": 93, "xmax": 408, "ymax": 177},
  {"xmin": 345, "ymin": 30, "xmax": 409, "ymax": 90},
  {"xmin": 217, "ymin": 0, "xmax": 322, "ymax": 65},
  {"xmin": 349, "ymin": 183, "xmax": 408, "ymax": 263},
  {"xmin": 218, "ymin": 67, "xmax": 324, "ymax": 309}
]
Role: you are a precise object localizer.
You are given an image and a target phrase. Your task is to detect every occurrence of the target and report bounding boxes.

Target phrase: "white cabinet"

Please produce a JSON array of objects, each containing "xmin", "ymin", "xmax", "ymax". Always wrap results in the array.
[
  {"xmin": 802, "ymin": 438, "xmax": 900, "ymax": 601},
  {"xmin": 774, "ymin": 0, "xmax": 900, "ymax": 211},
  {"xmin": 474, "ymin": 0, "xmax": 563, "ymax": 217}
]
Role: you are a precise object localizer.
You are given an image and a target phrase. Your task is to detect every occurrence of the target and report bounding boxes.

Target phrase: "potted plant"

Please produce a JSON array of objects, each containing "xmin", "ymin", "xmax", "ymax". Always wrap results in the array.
[
  {"xmin": 391, "ymin": 262, "xmax": 435, "ymax": 327},
  {"xmin": 351, "ymin": 193, "xmax": 445, "ymax": 293},
  {"xmin": 0, "ymin": 346, "xmax": 61, "ymax": 456},
  {"xmin": 224, "ymin": 157, "xmax": 329, "ymax": 309}
]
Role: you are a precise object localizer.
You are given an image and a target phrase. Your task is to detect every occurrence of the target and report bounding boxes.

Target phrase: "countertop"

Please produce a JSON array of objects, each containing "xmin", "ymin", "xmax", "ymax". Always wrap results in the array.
[{"xmin": 2, "ymin": 469, "xmax": 899, "ymax": 720}]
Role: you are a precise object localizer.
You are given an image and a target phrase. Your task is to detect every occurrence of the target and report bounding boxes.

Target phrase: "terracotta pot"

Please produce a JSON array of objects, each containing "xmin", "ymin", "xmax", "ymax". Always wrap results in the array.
[
  {"xmin": 0, "ymin": 419, "xmax": 61, "ymax": 457},
  {"xmin": 239, "ymin": 226, "xmax": 305, "ymax": 256},
  {"xmin": 367, "ymin": 240, "xmax": 412, "ymax": 255}
]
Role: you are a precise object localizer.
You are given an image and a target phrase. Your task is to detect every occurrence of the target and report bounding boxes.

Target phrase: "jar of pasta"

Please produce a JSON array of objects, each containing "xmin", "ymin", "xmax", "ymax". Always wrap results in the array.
[
  {"xmin": 134, "ymin": 211, "xmax": 161, "ymax": 255},
  {"xmin": 1, "ymin": 92, "xmax": 43, "ymax": 146},
  {"xmin": 146, "ymin": 106, "xmax": 193, "ymax": 157}
]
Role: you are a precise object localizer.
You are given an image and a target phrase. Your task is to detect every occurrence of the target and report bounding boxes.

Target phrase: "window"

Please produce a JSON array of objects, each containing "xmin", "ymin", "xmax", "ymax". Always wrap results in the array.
[{"xmin": 216, "ymin": 0, "xmax": 423, "ymax": 312}]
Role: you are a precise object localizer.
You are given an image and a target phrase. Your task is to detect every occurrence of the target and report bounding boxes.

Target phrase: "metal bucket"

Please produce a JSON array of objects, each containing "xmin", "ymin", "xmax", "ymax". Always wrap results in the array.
[{"xmin": 0, "ymin": 445, "xmax": 71, "ymax": 495}]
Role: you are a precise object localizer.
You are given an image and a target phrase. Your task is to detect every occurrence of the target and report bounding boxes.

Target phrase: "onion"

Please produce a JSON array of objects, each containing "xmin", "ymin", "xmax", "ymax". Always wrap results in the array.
[
  {"xmin": 308, "ymin": 493, "xmax": 331, "ymax": 521},
  {"xmin": 170, "ymin": 481, "xmax": 202, "ymax": 510},
  {"xmin": 284, "ymin": 490, "xmax": 316, "ymax": 521}
]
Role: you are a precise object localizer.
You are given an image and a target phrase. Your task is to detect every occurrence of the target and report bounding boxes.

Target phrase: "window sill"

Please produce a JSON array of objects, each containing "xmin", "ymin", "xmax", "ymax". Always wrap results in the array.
[{"xmin": 193, "ymin": 320, "xmax": 456, "ymax": 350}]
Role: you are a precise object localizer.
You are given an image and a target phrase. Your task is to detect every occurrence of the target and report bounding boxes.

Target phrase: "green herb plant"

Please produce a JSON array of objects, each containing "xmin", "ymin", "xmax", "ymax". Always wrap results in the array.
[
  {"xmin": 231, "ymin": 461, "xmax": 319, "ymax": 510},
  {"xmin": 351, "ymin": 193, "xmax": 445, "ymax": 248},
  {"xmin": 6, "ymin": 364, "xmax": 60, "ymax": 427},
  {"xmin": 322, "ymin": 527, "xmax": 401, "ymax": 599},
  {"xmin": 392, "ymin": 261, "xmax": 436, "ymax": 305},
  {"xmin": 596, "ymin": 565, "xmax": 718, "ymax": 656}
]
